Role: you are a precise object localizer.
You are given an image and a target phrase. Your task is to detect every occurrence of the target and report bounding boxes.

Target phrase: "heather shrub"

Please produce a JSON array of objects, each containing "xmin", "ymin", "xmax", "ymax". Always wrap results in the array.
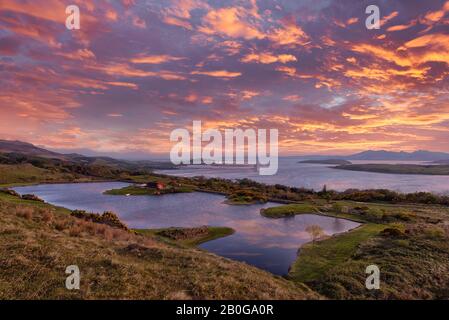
[
  {"xmin": 21, "ymin": 194, "xmax": 44, "ymax": 202},
  {"xmin": 16, "ymin": 207, "xmax": 33, "ymax": 220}
]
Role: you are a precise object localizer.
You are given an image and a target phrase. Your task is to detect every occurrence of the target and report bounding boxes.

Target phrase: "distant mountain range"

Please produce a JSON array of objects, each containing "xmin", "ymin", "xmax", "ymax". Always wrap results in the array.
[
  {"xmin": 298, "ymin": 150, "xmax": 449, "ymax": 162},
  {"xmin": 346, "ymin": 150, "xmax": 449, "ymax": 161},
  {"xmin": 0, "ymin": 140, "xmax": 66, "ymax": 159},
  {"xmin": 2, "ymin": 140, "xmax": 449, "ymax": 163}
]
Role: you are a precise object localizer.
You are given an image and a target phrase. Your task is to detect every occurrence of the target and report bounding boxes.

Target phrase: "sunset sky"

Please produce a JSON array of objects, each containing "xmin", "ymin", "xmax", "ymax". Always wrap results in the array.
[{"xmin": 1, "ymin": 0, "xmax": 449, "ymax": 157}]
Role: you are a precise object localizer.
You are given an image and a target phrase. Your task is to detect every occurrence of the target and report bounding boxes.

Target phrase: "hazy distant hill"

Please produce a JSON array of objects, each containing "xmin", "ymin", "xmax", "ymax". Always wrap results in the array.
[
  {"xmin": 3, "ymin": 140, "xmax": 449, "ymax": 164},
  {"xmin": 433, "ymin": 159, "xmax": 449, "ymax": 164},
  {"xmin": 0, "ymin": 140, "xmax": 66, "ymax": 159},
  {"xmin": 299, "ymin": 150, "xmax": 449, "ymax": 161},
  {"xmin": 0, "ymin": 140, "xmax": 175, "ymax": 170},
  {"xmin": 346, "ymin": 150, "xmax": 449, "ymax": 161},
  {"xmin": 299, "ymin": 159, "xmax": 351, "ymax": 165}
]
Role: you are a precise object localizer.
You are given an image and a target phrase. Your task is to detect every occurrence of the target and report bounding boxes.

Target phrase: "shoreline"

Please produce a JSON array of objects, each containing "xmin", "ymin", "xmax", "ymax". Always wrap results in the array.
[
  {"xmin": 9, "ymin": 178, "xmax": 449, "ymax": 211},
  {"xmin": 8, "ymin": 181, "xmax": 366, "ymax": 277}
]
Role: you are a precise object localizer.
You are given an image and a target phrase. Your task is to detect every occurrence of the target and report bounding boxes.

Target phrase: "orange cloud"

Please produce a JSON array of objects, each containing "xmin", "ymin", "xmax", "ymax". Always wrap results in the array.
[
  {"xmin": 241, "ymin": 52, "xmax": 297, "ymax": 64},
  {"xmin": 199, "ymin": 7, "xmax": 265, "ymax": 40},
  {"xmin": 218, "ymin": 40, "xmax": 243, "ymax": 55},
  {"xmin": 283, "ymin": 95, "xmax": 301, "ymax": 102},
  {"xmin": 381, "ymin": 11, "xmax": 399, "ymax": 26},
  {"xmin": 276, "ymin": 66, "xmax": 298, "ymax": 77},
  {"xmin": 344, "ymin": 66, "xmax": 429, "ymax": 81},
  {"xmin": 107, "ymin": 81, "xmax": 138, "ymax": 89},
  {"xmin": 346, "ymin": 17, "xmax": 359, "ymax": 25},
  {"xmin": 241, "ymin": 90, "xmax": 260, "ymax": 100},
  {"xmin": 351, "ymin": 44, "xmax": 412, "ymax": 67},
  {"xmin": 163, "ymin": 16, "xmax": 193, "ymax": 29},
  {"xmin": 56, "ymin": 49, "xmax": 96, "ymax": 60},
  {"xmin": 106, "ymin": 9, "xmax": 118, "ymax": 21},
  {"xmin": 0, "ymin": 0, "xmax": 68, "ymax": 23},
  {"xmin": 202, "ymin": 96, "xmax": 213, "ymax": 104},
  {"xmin": 130, "ymin": 55, "xmax": 185, "ymax": 64},
  {"xmin": 191, "ymin": 70, "xmax": 242, "ymax": 78},
  {"xmin": 162, "ymin": 0, "xmax": 210, "ymax": 30},
  {"xmin": 268, "ymin": 19, "xmax": 310, "ymax": 46},
  {"xmin": 423, "ymin": 1, "xmax": 449, "ymax": 23},
  {"xmin": 387, "ymin": 20, "xmax": 417, "ymax": 32},
  {"xmin": 89, "ymin": 62, "xmax": 187, "ymax": 80},
  {"xmin": 403, "ymin": 33, "xmax": 449, "ymax": 65},
  {"xmin": 185, "ymin": 93, "xmax": 198, "ymax": 102}
]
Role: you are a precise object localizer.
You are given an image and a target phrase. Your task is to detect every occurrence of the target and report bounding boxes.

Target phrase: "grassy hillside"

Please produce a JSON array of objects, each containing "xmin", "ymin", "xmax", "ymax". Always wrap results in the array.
[
  {"xmin": 289, "ymin": 224, "xmax": 385, "ymax": 283},
  {"xmin": 0, "ymin": 149, "xmax": 176, "ymax": 187},
  {"xmin": 0, "ymin": 163, "xmax": 99, "ymax": 186},
  {"xmin": 0, "ymin": 193, "xmax": 318, "ymax": 299}
]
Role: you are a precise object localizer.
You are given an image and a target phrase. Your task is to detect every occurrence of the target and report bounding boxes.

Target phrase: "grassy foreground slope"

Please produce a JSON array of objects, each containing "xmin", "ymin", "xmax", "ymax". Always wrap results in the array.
[
  {"xmin": 0, "ymin": 193, "xmax": 318, "ymax": 300},
  {"xmin": 277, "ymin": 201, "xmax": 449, "ymax": 299}
]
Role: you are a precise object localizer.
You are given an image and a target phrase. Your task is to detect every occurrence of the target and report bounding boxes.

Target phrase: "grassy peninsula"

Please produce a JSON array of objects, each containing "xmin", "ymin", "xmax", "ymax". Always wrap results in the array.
[
  {"xmin": 299, "ymin": 159, "xmax": 352, "ymax": 165},
  {"xmin": 104, "ymin": 185, "xmax": 194, "ymax": 196},
  {"xmin": 334, "ymin": 163, "xmax": 449, "ymax": 175},
  {"xmin": 260, "ymin": 199, "xmax": 449, "ymax": 299}
]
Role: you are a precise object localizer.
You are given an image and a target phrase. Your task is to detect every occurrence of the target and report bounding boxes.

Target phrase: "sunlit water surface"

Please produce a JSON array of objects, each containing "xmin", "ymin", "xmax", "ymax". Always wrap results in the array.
[{"xmin": 156, "ymin": 159, "xmax": 449, "ymax": 194}]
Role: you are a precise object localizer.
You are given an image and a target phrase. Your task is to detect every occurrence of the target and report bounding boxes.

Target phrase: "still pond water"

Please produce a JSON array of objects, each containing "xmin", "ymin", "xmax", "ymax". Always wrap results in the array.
[{"xmin": 13, "ymin": 182, "xmax": 360, "ymax": 275}]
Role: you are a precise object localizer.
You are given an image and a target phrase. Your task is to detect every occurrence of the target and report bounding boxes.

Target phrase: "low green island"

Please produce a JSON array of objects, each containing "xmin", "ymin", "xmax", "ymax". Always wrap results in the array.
[
  {"xmin": 334, "ymin": 163, "xmax": 449, "ymax": 175},
  {"xmin": 299, "ymin": 159, "xmax": 352, "ymax": 165},
  {"xmin": 104, "ymin": 184, "xmax": 194, "ymax": 196},
  {"xmin": 261, "ymin": 203, "xmax": 320, "ymax": 218}
]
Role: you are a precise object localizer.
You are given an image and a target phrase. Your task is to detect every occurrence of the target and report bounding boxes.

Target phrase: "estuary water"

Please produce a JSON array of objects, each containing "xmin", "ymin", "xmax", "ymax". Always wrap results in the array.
[{"xmin": 156, "ymin": 158, "xmax": 449, "ymax": 194}]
